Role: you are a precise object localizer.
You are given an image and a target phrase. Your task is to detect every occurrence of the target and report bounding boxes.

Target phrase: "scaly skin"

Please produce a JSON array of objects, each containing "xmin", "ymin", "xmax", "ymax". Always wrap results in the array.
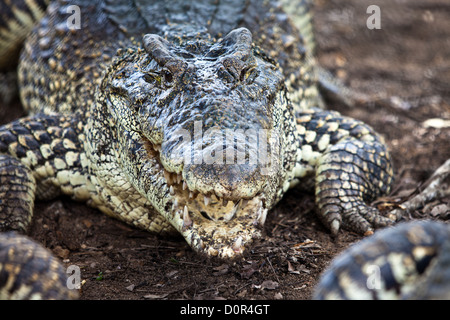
[
  {"xmin": 0, "ymin": 0, "xmax": 399, "ymax": 298},
  {"xmin": 0, "ymin": 231, "xmax": 78, "ymax": 300},
  {"xmin": 314, "ymin": 220, "xmax": 450, "ymax": 300}
]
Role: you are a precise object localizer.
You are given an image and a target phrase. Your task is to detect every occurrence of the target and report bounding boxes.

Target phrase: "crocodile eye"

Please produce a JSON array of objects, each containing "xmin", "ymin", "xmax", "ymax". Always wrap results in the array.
[
  {"xmin": 162, "ymin": 69, "xmax": 173, "ymax": 85},
  {"xmin": 241, "ymin": 66, "xmax": 257, "ymax": 83},
  {"xmin": 143, "ymin": 70, "xmax": 173, "ymax": 87},
  {"xmin": 143, "ymin": 73, "xmax": 157, "ymax": 84}
]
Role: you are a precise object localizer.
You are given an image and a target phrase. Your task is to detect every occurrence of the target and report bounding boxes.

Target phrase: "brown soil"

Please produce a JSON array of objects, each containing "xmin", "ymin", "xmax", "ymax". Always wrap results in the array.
[{"xmin": 1, "ymin": 0, "xmax": 449, "ymax": 301}]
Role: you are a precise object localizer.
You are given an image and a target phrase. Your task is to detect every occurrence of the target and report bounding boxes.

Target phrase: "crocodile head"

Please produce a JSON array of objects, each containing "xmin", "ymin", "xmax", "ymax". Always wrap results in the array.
[{"xmin": 96, "ymin": 27, "xmax": 297, "ymax": 258}]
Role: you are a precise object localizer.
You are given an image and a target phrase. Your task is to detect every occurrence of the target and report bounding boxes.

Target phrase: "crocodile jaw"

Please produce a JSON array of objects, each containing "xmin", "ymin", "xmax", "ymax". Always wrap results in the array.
[
  {"xmin": 170, "ymin": 192, "xmax": 267, "ymax": 259},
  {"xmin": 142, "ymin": 138, "xmax": 269, "ymax": 259}
]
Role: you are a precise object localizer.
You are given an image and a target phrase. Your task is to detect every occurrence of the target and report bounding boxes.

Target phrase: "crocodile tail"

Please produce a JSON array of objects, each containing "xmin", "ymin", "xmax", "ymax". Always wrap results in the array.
[
  {"xmin": 0, "ymin": 232, "xmax": 78, "ymax": 299},
  {"xmin": 279, "ymin": 0, "xmax": 315, "ymax": 55},
  {"xmin": 0, "ymin": 0, "xmax": 48, "ymax": 71}
]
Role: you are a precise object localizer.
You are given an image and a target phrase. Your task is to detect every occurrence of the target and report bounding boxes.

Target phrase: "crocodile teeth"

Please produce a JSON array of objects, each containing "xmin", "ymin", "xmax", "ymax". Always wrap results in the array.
[
  {"xmin": 254, "ymin": 207, "xmax": 262, "ymax": 225},
  {"xmin": 183, "ymin": 205, "xmax": 192, "ymax": 229},
  {"xmin": 232, "ymin": 236, "xmax": 243, "ymax": 252},
  {"xmin": 204, "ymin": 195, "xmax": 211, "ymax": 206},
  {"xmin": 224, "ymin": 199, "xmax": 241, "ymax": 221},
  {"xmin": 259, "ymin": 208, "xmax": 268, "ymax": 226},
  {"xmin": 182, "ymin": 181, "xmax": 187, "ymax": 190},
  {"xmin": 169, "ymin": 185, "xmax": 175, "ymax": 195},
  {"xmin": 177, "ymin": 174, "xmax": 182, "ymax": 184},
  {"xmin": 164, "ymin": 170, "xmax": 171, "ymax": 184},
  {"xmin": 223, "ymin": 211, "xmax": 235, "ymax": 222},
  {"xmin": 254, "ymin": 203, "xmax": 268, "ymax": 226}
]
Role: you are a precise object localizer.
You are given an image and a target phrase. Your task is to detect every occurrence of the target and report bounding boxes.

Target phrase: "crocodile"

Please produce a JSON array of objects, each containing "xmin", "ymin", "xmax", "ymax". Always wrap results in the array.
[
  {"xmin": 0, "ymin": 231, "xmax": 78, "ymax": 299},
  {"xmin": 0, "ymin": 0, "xmax": 402, "ymax": 298},
  {"xmin": 314, "ymin": 220, "xmax": 450, "ymax": 300}
]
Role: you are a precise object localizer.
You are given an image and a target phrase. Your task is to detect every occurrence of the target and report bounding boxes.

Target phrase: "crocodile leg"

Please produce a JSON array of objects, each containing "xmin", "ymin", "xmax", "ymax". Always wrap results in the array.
[
  {"xmin": 0, "ymin": 113, "xmax": 90, "ymax": 232},
  {"xmin": 294, "ymin": 108, "xmax": 397, "ymax": 235},
  {"xmin": 0, "ymin": 155, "xmax": 36, "ymax": 232},
  {"xmin": 0, "ymin": 113, "xmax": 88, "ymax": 299}
]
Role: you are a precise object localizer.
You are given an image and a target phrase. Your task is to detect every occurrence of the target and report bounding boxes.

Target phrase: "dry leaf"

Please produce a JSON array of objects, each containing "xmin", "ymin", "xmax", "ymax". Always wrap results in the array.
[
  {"xmin": 288, "ymin": 261, "xmax": 300, "ymax": 274},
  {"xmin": 261, "ymin": 280, "xmax": 279, "ymax": 290},
  {"xmin": 143, "ymin": 293, "xmax": 169, "ymax": 299}
]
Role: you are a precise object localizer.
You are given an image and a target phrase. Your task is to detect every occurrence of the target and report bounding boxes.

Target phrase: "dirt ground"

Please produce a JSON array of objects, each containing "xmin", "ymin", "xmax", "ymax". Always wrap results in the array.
[{"xmin": 1, "ymin": 0, "xmax": 450, "ymax": 301}]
